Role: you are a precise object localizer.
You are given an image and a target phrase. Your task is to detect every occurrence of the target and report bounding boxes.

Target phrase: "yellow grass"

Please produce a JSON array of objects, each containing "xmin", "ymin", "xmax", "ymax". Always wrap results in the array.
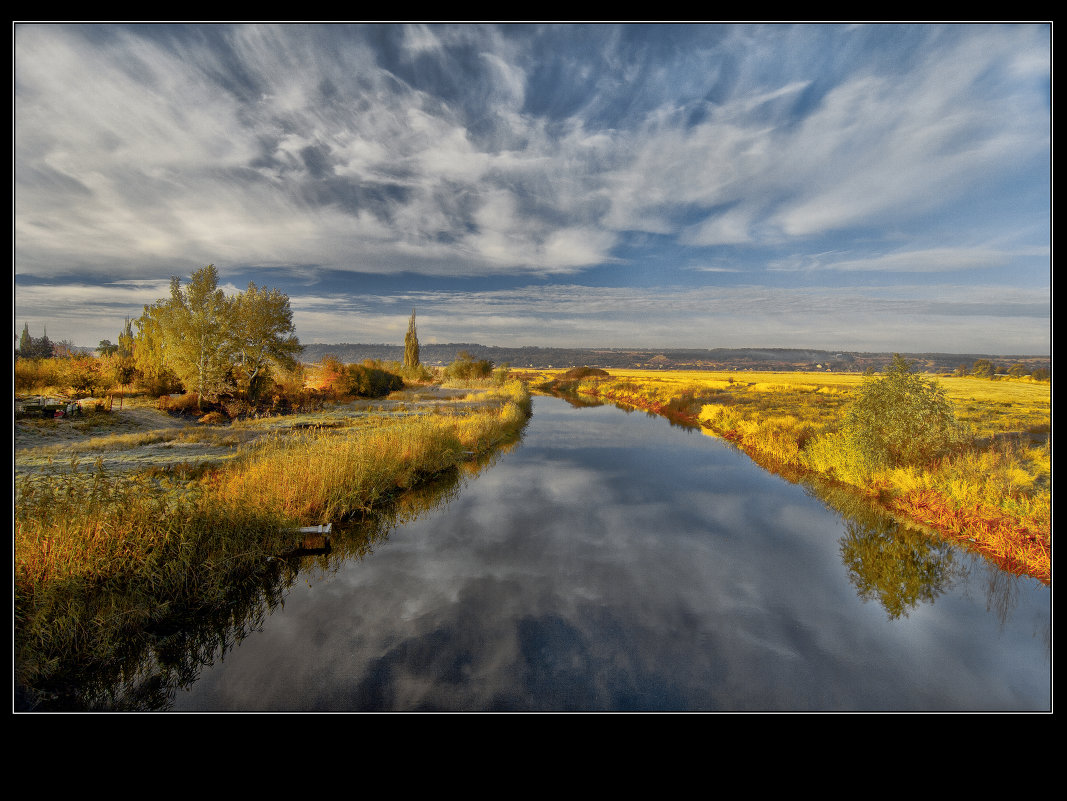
[{"xmin": 17, "ymin": 381, "xmax": 531, "ymax": 588}]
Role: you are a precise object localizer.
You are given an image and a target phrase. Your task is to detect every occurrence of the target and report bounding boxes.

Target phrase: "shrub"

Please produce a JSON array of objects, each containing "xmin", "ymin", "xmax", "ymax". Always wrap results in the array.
[
  {"xmin": 444, "ymin": 351, "xmax": 493, "ymax": 381},
  {"xmin": 340, "ymin": 364, "xmax": 403, "ymax": 398},
  {"xmin": 843, "ymin": 354, "xmax": 963, "ymax": 469},
  {"xmin": 158, "ymin": 393, "xmax": 202, "ymax": 415},
  {"xmin": 15, "ymin": 357, "xmax": 69, "ymax": 395},
  {"xmin": 222, "ymin": 398, "xmax": 254, "ymax": 419},
  {"xmin": 404, "ymin": 363, "xmax": 435, "ymax": 383},
  {"xmin": 561, "ymin": 366, "xmax": 610, "ymax": 380}
]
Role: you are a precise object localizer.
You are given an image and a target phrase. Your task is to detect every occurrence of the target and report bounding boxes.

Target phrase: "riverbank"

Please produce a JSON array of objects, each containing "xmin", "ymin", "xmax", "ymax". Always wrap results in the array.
[
  {"xmin": 525, "ymin": 368, "xmax": 1050, "ymax": 584},
  {"xmin": 15, "ymin": 380, "xmax": 532, "ymax": 699}
]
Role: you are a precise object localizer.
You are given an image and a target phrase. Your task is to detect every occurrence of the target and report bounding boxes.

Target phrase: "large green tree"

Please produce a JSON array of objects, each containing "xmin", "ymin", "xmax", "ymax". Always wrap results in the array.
[
  {"xmin": 231, "ymin": 281, "xmax": 302, "ymax": 399},
  {"xmin": 164, "ymin": 265, "xmax": 234, "ymax": 409},
  {"xmin": 134, "ymin": 265, "xmax": 301, "ymax": 404}
]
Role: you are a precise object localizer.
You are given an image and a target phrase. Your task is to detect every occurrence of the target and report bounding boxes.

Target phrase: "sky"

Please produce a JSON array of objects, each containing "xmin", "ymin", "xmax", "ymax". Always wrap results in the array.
[{"xmin": 13, "ymin": 23, "xmax": 1051, "ymax": 355}]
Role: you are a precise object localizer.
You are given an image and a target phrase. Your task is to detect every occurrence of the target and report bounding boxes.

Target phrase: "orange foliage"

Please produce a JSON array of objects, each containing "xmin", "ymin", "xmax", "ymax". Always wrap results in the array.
[
  {"xmin": 888, "ymin": 490, "xmax": 1050, "ymax": 584},
  {"xmin": 306, "ymin": 357, "xmax": 345, "ymax": 393}
]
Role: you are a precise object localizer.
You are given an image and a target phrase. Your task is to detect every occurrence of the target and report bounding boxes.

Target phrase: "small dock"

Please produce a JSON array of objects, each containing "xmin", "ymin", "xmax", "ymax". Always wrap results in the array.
[{"xmin": 280, "ymin": 523, "xmax": 333, "ymax": 557}]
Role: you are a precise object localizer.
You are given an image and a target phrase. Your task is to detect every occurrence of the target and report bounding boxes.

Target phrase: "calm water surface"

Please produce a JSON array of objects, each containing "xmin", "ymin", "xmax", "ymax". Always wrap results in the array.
[{"xmin": 171, "ymin": 396, "xmax": 1051, "ymax": 712}]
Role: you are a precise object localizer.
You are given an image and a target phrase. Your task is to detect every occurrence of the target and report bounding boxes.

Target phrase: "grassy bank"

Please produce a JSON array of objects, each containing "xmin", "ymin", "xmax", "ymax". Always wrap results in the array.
[
  {"xmin": 527, "ymin": 368, "xmax": 1050, "ymax": 584},
  {"xmin": 209, "ymin": 380, "xmax": 531, "ymax": 521},
  {"xmin": 15, "ymin": 380, "xmax": 531, "ymax": 696}
]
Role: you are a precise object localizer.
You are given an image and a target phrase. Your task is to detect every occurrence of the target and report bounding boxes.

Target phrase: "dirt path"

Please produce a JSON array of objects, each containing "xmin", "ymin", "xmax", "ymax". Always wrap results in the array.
[
  {"xmin": 15, "ymin": 387, "xmax": 495, "ymax": 477},
  {"xmin": 15, "ymin": 404, "xmax": 189, "ymax": 451}
]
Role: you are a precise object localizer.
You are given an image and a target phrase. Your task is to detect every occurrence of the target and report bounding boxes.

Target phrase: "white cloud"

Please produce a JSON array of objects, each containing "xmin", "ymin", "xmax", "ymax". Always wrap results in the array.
[
  {"xmin": 767, "ymin": 33, "xmax": 1048, "ymax": 237},
  {"xmin": 16, "ymin": 24, "xmax": 1049, "ymax": 280},
  {"xmin": 682, "ymin": 206, "xmax": 756, "ymax": 246},
  {"xmin": 400, "ymin": 23, "xmax": 444, "ymax": 56},
  {"xmin": 768, "ymin": 247, "xmax": 1013, "ymax": 273}
]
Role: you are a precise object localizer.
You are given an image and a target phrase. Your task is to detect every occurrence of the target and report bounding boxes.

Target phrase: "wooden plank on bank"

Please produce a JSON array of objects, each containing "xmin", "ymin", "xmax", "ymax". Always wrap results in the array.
[{"xmin": 278, "ymin": 523, "xmax": 333, "ymax": 557}]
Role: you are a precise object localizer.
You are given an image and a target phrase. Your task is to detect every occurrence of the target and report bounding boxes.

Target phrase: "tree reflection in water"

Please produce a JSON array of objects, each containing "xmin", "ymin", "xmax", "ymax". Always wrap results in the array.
[
  {"xmin": 807, "ymin": 478, "xmax": 1034, "ymax": 627},
  {"xmin": 808, "ymin": 480, "xmax": 958, "ymax": 619},
  {"xmin": 839, "ymin": 515, "xmax": 956, "ymax": 620}
]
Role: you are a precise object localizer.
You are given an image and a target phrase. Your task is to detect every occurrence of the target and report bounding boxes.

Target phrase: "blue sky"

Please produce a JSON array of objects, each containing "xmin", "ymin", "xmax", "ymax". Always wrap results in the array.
[{"xmin": 14, "ymin": 23, "xmax": 1051, "ymax": 354}]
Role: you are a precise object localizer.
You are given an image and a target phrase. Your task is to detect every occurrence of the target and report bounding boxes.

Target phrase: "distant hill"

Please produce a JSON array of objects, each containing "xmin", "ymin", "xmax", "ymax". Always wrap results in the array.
[{"xmin": 297, "ymin": 343, "xmax": 1050, "ymax": 375}]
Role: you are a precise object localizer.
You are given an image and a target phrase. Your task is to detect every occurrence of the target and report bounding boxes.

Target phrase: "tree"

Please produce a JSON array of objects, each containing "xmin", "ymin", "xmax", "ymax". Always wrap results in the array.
[
  {"xmin": 117, "ymin": 317, "xmax": 135, "ymax": 360},
  {"xmin": 19, "ymin": 323, "xmax": 32, "ymax": 356},
  {"xmin": 52, "ymin": 339, "xmax": 78, "ymax": 359},
  {"xmin": 1007, "ymin": 363, "xmax": 1029, "ymax": 378},
  {"xmin": 134, "ymin": 267, "xmax": 302, "ymax": 403},
  {"xmin": 231, "ymin": 281, "xmax": 302, "ymax": 400},
  {"xmin": 17, "ymin": 324, "xmax": 54, "ymax": 359},
  {"xmin": 971, "ymin": 359, "xmax": 995, "ymax": 379},
  {"xmin": 404, "ymin": 308, "xmax": 421, "ymax": 371},
  {"xmin": 844, "ymin": 354, "xmax": 963, "ymax": 469},
  {"xmin": 164, "ymin": 265, "xmax": 234, "ymax": 409},
  {"xmin": 96, "ymin": 339, "xmax": 118, "ymax": 357},
  {"xmin": 133, "ymin": 301, "xmax": 181, "ymax": 395},
  {"xmin": 107, "ymin": 318, "xmax": 138, "ymax": 404},
  {"xmin": 66, "ymin": 353, "xmax": 102, "ymax": 397}
]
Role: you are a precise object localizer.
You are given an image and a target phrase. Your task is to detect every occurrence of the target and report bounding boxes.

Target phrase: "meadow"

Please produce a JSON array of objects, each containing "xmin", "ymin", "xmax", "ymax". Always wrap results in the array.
[{"xmin": 521, "ymin": 367, "xmax": 1051, "ymax": 584}]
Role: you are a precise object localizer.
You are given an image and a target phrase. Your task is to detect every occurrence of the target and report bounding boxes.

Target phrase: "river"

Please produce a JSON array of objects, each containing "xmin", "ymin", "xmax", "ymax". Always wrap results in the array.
[{"xmin": 154, "ymin": 395, "xmax": 1051, "ymax": 711}]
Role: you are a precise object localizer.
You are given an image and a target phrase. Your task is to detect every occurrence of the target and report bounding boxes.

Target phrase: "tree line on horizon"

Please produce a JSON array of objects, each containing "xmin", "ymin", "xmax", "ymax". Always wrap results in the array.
[{"xmin": 16, "ymin": 273, "xmax": 1048, "ymax": 403}]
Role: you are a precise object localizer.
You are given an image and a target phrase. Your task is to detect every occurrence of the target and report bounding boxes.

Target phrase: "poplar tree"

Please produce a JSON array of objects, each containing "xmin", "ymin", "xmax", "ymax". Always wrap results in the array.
[
  {"xmin": 19, "ymin": 323, "xmax": 31, "ymax": 356},
  {"xmin": 117, "ymin": 317, "xmax": 135, "ymax": 359},
  {"xmin": 112, "ymin": 317, "xmax": 137, "ymax": 396},
  {"xmin": 404, "ymin": 308, "xmax": 421, "ymax": 371}
]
